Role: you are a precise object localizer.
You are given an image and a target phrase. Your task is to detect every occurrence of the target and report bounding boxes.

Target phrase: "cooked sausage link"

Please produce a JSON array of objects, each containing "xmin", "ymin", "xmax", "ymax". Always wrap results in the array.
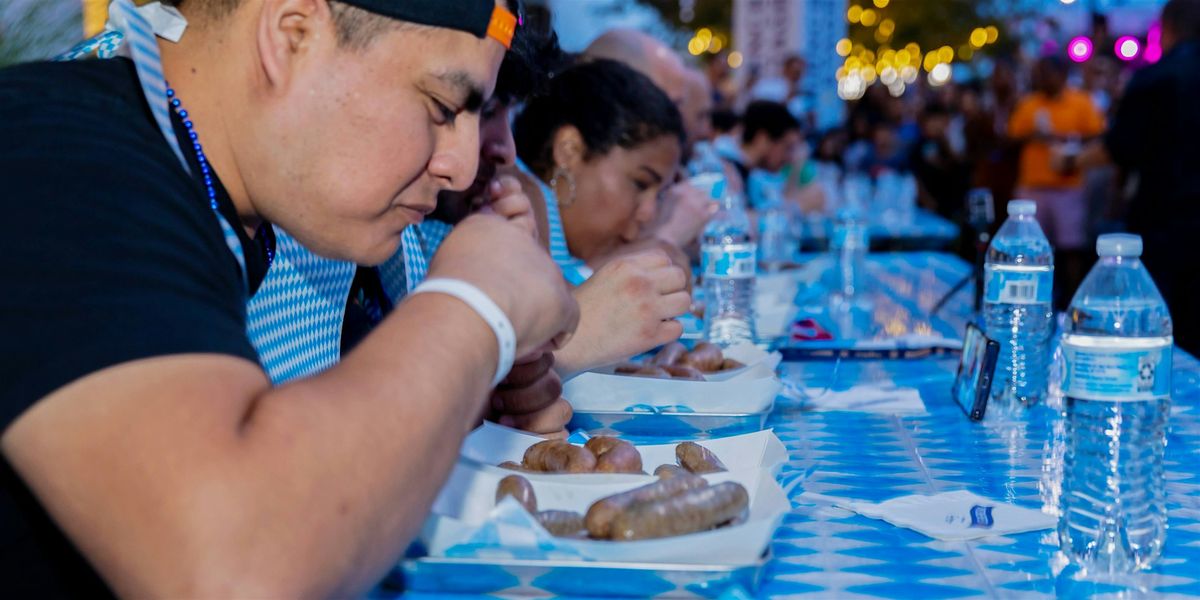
[
  {"xmin": 654, "ymin": 464, "xmax": 689, "ymax": 479},
  {"xmin": 495, "ymin": 475, "xmax": 538, "ymax": 513},
  {"xmin": 498, "ymin": 461, "xmax": 529, "ymax": 472},
  {"xmin": 536, "ymin": 510, "xmax": 587, "ymax": 538},
  {"xmin": 661, "ymin": 364, "xmax": 704, "ymax": 380},
  {"xmin": 607, "ymin": 482, "xmax": 750, "ymax": 541},
  {"xmin": 613, "ymin": 362, "xmax": 645, "ymax": 374},
  {"xmin": 593, "ymin": 441, "xmax": 644, "ymax": 474},
  {"xmin": 676, "ymin": 441, "xmax": 728, "ymax": 474},
  {"xmin": 681, "ymin": 342, "xmax": 724, "ymax": 372},
  {"xmin": 719, "ymin": 358, "xmax": 746, "ymax": 371},
  {"xmin": 631, "ymin": 365, "xmax": 671, "ymax": 379},
  {"xmin": 584, "ymin": 472, "xmax": 707, "ymax": 538},
  {"xmin": 523, "ymin": 439, "xmax": 597, "ymax": 473},
  {"xmin": 583, "ymin": 436, "xmax": 621, "ymax": 457},
  {"xmin": 651, "ymin": 341, "xmax": 688, "ymax": 366}
]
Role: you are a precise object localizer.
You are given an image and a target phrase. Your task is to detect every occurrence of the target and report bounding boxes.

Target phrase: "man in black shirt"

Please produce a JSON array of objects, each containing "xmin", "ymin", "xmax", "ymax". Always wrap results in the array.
[
  {"xmin": 1078, "ymin": 0, "xmax": 1200, "ymax": 353},
  {"xmin": 0, "ymin": 0, "xmax": 577, "ymax": 597}
]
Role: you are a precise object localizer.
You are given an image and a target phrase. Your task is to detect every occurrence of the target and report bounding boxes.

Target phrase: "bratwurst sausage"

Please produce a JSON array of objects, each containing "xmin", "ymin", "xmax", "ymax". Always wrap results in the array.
[
  {"xmin": 607, "ymin": 482, "xmax": 750, "ymax": 541},
  {"xmin": 676, "ymin": 441, "xmax": 728, "ymax": 474},
  {"xmin": 585, "ymin": 437, "xmax": 644, "ymax": 474},
  {"xmin": 495, "ymin": 474, "xmax": 538, "ymax": 513},
  {"xmin": 584, "ymin": 472, "xmax": 707, "ymax": 538},
  {"xmin": 523, "ymin": 439, "xmax": 598, "ymax": 473}
]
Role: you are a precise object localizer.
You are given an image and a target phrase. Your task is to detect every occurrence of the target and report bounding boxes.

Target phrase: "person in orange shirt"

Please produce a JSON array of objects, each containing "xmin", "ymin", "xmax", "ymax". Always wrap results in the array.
[{"xmin": 1008, "ymin": 56, "xmax": 1105, "ymax": 304}]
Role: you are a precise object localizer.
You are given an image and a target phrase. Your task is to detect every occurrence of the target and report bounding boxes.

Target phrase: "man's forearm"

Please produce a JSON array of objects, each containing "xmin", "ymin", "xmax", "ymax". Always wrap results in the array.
[
  {"xmin": 231, "ymin": 292, "xmax": 497, "ymax": 596},
  {"xmin": 4, "ymin": 293, "xmax": 499, "ymax": 599}
]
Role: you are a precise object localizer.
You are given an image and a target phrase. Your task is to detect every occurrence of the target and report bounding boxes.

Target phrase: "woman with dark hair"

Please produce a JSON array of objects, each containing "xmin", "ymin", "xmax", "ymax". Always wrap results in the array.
[{"xmin": 514, "ymin": 58, "xmax": 687, "ymax": 284}]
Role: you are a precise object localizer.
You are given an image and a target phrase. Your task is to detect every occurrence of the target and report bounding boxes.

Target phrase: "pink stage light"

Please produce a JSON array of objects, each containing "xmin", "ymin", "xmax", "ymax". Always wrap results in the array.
[
  {"xmin": 1068, "ymin": 36, "xmax": 1093, "ymax": 63},
  {"xmin": 1116, "ymin": 36, "xmax": 1141, "ymax": 61}
]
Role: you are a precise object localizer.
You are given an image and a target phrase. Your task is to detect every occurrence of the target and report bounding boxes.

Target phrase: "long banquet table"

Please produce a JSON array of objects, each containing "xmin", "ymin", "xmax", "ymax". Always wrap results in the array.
[{"xmin": 394, "ymin": 252, "xmax": 1200, "ymax": 599}]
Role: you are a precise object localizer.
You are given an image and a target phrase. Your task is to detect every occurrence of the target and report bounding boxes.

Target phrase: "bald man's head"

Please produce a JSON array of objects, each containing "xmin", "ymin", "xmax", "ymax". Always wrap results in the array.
[{"xmin": 584, "ymin": 28, "xmax": 688, "ymax": 104}]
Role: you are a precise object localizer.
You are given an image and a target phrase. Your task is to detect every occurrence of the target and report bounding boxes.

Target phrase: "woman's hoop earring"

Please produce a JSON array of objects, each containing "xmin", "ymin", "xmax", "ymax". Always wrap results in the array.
[{"xmin": 549, "ymin": 166, "xmax": 577, "ymax": 208}]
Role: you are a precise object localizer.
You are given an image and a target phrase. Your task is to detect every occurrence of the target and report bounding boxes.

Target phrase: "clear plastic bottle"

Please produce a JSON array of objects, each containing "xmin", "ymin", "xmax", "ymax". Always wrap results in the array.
[
  {"xmin": 983, "ymin": 200, "xmax": 1054, "ymax": 412},
  {"xmin": 757, "ymin": 183, "xmax": 798, "ymax": 272},
  {"xmin": 702, "ymin": 179, "xmax": 757, "ymax": 347},
  {"xmin": 1059, "ymin": 233, "xmax": 1172, "ymax": 574},
  {"xmin": 829, "ymin": 187, "xmax": 869, "ymax": 299},
  {"xmin": 688, "ymin": 140, "xmax": 726, "ymax": 178}
]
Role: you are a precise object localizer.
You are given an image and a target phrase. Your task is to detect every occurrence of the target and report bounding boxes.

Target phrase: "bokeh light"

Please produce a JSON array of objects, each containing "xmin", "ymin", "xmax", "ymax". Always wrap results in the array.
[
  {"xmin": 1068, "ymin": 36, "xmax": 1093, "ymax": 63},
  {"xmin": 836, "ymin": 38, "xmax": 853, "ymax": 57},
  {"xmin": 727, "ymin": 51, "xmax": 743, "ymax": 68},
  {"xmin": 847, "ymin": 5, "xmax": 863, "ymax": 24},
  {"xmin": 970, "ymin": 28, "xmax": 987, "ymax": 48},
  {"xmin": 1116, "ymin": 36, "xmax": 1141, "ymax": 61}
]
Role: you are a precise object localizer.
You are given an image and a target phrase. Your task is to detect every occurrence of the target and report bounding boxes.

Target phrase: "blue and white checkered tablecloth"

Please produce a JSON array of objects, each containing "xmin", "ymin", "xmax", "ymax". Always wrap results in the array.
[{"xmin": 395, "ymin": 252, "xmax": 1200, "ymax": 599}]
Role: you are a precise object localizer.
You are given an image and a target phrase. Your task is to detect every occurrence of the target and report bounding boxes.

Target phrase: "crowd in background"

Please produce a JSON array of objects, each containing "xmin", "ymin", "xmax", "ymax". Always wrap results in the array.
[{"xmin": 680, "ymin": 3, "xmax": 1200, "ymax": 352}]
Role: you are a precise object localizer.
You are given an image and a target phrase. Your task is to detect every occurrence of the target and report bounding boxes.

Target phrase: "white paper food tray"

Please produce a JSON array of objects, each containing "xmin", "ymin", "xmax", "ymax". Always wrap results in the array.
[
  {"xmin": 589, "ymin": 343, "xmax": 780, "ymax": 383},
  {"xmin": 423, "ymin": 465, "xmax": 788, "ymax": 565},
  {"xmin": 459, "ymin": 422, "xmax": 788, "ymax": 483},
  {"xmin": 565, "ymin": 353, "xmax": 781, "ymax": 415}
]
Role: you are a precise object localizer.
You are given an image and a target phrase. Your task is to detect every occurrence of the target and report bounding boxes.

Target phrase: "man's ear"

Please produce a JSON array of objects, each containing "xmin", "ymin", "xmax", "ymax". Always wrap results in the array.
[
  {"xmin": 255, "ymin": 0, "xmax": 336, "ymax": 92},
  {"xmin": 550, "ymin": 125, "xmax": 586, "ymax": 171}
]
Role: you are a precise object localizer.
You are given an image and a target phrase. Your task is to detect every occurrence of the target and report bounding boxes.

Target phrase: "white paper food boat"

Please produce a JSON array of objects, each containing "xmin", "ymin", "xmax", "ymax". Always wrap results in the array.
[
  {"xmin": 565, "ymin": 344, "xmax": 782, "ymax": 414},
  {"xmin": 459, "ymin": 422, "xmax": 789, "ymax": 484},
  {"xmin": 422, "ymin": 464, "xmax": 788, "ymax": 565}
]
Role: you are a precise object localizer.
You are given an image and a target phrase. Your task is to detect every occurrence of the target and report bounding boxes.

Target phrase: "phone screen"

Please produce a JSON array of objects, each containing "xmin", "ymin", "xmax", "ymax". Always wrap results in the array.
[{"xmin": 953, "ymin": 323, "xmax": 998, "ymax": 421}]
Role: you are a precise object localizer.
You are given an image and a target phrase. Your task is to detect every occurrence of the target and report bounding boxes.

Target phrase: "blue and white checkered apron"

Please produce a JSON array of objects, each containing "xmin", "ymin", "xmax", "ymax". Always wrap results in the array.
[
  {"xmin": 514, "ymin": 158, "xmax": 592, "ymax": 286},
  {"xmin": 59, "ymin": 1, "xmax": 436, "ymax": 384}
]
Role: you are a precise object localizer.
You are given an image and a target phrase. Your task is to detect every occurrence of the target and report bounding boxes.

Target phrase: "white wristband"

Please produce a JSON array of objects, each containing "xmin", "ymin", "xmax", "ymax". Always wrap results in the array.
[{"xmin": 411, "ymin": 278, "xmax": 516, "ymax": 388}]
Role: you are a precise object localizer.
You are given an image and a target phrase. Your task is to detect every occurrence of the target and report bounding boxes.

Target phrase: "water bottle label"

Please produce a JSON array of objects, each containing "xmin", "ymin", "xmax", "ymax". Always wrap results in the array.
[
  {"xmin": 984, "ymin": 265, "xmax": 1053, "ymax": 305},
  {"xmin": 701, "ymin": 243, "xmax": 757, "ymax": 279},
  {"xmin": 1062, "ymin": 341, "xmax": 1172, "ymax": 401},
  {"xmin": 832, "ymin": 224, "xmax": 868, "ymax": 250}
]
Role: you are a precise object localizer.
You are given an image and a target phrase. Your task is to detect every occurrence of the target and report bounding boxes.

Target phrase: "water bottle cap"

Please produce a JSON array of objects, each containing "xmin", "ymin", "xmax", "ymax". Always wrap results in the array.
[
  {"xmin": 1097, "ymin": 233, "xmax": 1143, "ymax": 257},
  {"xmin": 1007, "ymin": 200, "xmax": 1037, "ymax": 216}
]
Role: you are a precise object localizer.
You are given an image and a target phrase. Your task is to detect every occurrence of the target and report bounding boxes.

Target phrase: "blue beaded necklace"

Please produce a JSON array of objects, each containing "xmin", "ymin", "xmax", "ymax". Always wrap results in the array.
[{"xmin": 166, "ymin": 84, "xmax": 274, "ymax": 265}]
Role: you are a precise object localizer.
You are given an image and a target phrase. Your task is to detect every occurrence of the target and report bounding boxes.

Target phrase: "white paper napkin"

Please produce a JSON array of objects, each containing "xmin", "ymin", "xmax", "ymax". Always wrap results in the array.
[
  {"xmin": 803, "ymin": 490, "xmax": 1056, "ymax": 541},
  {"xmin": 788, "ymin": 384, "xmax": 927, "ymax": 414}
]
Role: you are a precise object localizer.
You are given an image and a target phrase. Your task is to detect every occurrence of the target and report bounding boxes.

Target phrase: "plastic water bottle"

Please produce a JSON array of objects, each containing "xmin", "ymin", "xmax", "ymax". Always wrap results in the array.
[
  {"xmin": 983, "ymin": 200, "xmax": 1054, "ymax": 413},
  {"xmin": 1059, "ymin": 234, "xmax": 1172, "ymax": 574},
  {"xmin": 702, "ymin": 179, "xmax": 757, "ymax": 347},
  {"xmin": 829, "ymin": 189, "xmax": 869, "ymax": 299},
  {"xmin": 688, "ymin": 140, "xmax": 726, "ymax": 178},
  {"xmin": 756, "ymin": 183, "xmax": 799, "ymax": 271}
]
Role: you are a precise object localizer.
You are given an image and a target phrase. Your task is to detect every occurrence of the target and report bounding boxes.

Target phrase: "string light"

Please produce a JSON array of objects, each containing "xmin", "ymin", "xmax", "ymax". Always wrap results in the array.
[{"xmin": 727, "ymin": 51, "xmax": 743, "ymax": 68}]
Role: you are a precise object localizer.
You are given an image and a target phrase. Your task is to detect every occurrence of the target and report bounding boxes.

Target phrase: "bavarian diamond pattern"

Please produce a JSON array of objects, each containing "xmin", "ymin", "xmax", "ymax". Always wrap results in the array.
[
  {"xmin": 391, "ymin": 253, "xmax": 1200, "ymax": 599},
  {"xmin": 245, "ymin": 227, "xmax": 356, "ymax": 384}
]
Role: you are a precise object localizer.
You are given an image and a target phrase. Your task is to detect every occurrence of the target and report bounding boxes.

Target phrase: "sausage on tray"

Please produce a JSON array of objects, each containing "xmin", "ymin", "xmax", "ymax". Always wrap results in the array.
[
  {"xmin": 536, "ymin": 510, "xmax": 588, "ymax": 538},
  {"xmin": 495, "ymin": 474, "xmax": 538, "ymax": 513},
  {"xmin": 586, "ymin": 437, "xmax": 644, "ymax": 474},
  {"xmin": 607, "ymin": 482, "xmax": 750, "ymax": 541},
  {"xmin": 498, "ymin": 461, "xmax": 529, "ymax": 472},
  {"xmin": 650, "ymin": 341, "xmax": 688, "ymax": 366},
  {"xmin": 661, "ymin": 364, "xmax": 704, "ymax": 380},
  {"xmin": 654, "ymin": 464, "xmax": 689, "ymax": 479},
  {"xmin": 676, "ymin": 441, "xmax": 728, "ymax": 474},
  {"xmin": 631, "ymin": 365, "xmax": 671, "ymax": 379},
  {"xmin": 681, "ymin": 342, "xmax": 724, "ymax": 372},
  {"xmin": 719, "ymin": 358, "xmax": 746, "ymax": 371},
  {"xmin": 523, "ymin": 439, "xmax": 598, "ymax": 473},
  {"xmin": 585, "ymin": 471, "xmax": 707, "ymax": 538}
]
